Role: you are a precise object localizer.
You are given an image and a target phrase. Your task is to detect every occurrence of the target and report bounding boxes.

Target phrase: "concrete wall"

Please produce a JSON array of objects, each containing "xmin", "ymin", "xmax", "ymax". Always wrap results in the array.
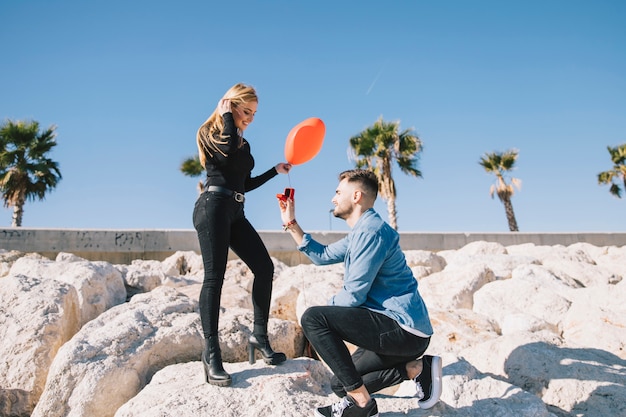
[{"xmin": 1, "ymin": 228, "xmax": 625, "ymax": 265}]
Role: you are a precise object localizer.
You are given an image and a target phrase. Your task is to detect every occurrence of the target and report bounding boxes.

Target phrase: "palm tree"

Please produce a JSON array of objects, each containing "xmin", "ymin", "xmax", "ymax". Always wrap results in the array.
[
  {"xmin": 180, "ymin": 155, "xmax": 205, "ymax": 193},
  {"xmin": 0, "ymin": 120, "xmax": 62, "ymax": 227},
  {"xmin": 348, "ymin": 117, "xmax": 423, "ymax": 230},
  {"xmin": 479, "ymin": 149, "xmax": 521, "ymax": 232},
  {"xmin": 597, "ymin": 143, "xmax": 626, "ymax": 198}
]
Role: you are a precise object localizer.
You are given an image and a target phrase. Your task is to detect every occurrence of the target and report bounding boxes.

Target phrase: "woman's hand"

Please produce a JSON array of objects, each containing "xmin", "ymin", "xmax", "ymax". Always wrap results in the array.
[
  {"xmin": 218, "ymin": 99, "xmax": 231, "ymax": 115},
  {"xmin": 275, "ymin": 163, "xmax": 292, "ymax": 174}
]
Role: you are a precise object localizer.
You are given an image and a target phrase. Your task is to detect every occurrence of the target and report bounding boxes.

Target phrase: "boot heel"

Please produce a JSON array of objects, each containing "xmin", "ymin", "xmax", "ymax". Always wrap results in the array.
[
  {"xmin": 248, "ymin": 334, "xmax": 287, "ymax": 366},
  {"xmin": 248, "ymin": 343, "xmax": 256, "ymax": 364}
]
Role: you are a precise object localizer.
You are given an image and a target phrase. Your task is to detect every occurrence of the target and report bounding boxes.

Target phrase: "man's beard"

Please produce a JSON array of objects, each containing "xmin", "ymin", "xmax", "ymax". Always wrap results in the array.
[{"xmin": 332, "ymin": 205, "xmax": 351, "ymax": 220}]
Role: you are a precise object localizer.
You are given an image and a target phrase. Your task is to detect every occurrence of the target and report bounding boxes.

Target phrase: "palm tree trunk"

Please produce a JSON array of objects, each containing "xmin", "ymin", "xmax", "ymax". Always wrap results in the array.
[
  {"xmin": 387, "ymin": 196, "xmax": 398, "ymax": 230},
  {"xmin": 12, "ymin": 201, "xmax": 24, "ymax": 227},
  {"xmin": 503, "ymin": 197, "xmax": 519, "ymax": 232}
]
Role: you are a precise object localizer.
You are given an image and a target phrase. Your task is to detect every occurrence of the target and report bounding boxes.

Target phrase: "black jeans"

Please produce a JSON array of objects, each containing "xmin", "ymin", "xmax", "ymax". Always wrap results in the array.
[
  {"xmin": 301, "ymin": 305, "xmax": 430, "ymax": 396},
  {"xmin": 193, "ymin": 191, "xmax": 274, "ymax": 338}
]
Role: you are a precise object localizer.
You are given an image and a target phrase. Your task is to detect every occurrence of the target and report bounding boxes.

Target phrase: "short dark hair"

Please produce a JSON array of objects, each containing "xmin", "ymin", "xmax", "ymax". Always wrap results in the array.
[{"xmin": 338, "ymin": 169, "xmax": 378, "ymax": 199}]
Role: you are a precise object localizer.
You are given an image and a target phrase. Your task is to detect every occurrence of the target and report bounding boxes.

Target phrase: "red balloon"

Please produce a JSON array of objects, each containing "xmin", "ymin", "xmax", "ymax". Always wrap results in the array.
[{"xmin": 284, "ymin": 117, "xmax": 325, "ymax": 165}]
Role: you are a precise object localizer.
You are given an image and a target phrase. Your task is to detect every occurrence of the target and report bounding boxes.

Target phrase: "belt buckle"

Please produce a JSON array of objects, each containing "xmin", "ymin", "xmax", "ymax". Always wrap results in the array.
[{"xmin": 233, "ymin": 192, "xmax": 245, "ymax": 203}]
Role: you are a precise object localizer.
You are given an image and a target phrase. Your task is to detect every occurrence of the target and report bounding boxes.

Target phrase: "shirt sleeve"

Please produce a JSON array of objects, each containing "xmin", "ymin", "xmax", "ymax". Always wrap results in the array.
[
  {"xmin": 205, "ymin": 113, "xmax": 241, "ymax": 166},
  {"xmin": 298, "ymin": 233, "xmax": 348, "ymax": 265},
  {"xmin": 329, "ymin": 230, "xmax": 386, "ymax": 307},
  {"xmin": 220, "ymin": 113, "xmax": 240, "ymax": 152},
  {"xmin": 244, "ymin": 166, "xmax": 278, "ymax": 192}
]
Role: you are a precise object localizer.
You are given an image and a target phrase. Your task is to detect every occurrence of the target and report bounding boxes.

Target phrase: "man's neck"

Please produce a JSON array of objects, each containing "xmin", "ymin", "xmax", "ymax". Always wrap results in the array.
[{"xmin": 346, "ymin": 206, "xmax": 371, "ymax": 228}]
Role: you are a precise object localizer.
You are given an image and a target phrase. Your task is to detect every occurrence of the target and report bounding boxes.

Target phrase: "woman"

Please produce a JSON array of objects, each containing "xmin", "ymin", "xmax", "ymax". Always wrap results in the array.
[{"xmin": 193, "ymin": 83, "xmax": 291, "ymax": 387}]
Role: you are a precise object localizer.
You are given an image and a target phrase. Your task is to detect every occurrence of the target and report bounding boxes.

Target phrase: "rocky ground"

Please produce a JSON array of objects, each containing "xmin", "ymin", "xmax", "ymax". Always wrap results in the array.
[{"xmin": 1, "ymin": 240, "xmax": 625, "ymax": 417}]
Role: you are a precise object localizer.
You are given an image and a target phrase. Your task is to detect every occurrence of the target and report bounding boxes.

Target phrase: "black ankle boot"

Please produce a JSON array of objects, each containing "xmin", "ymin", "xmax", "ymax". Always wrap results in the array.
[
  {"xmin": 248, "ymin": 334, "xmax": 287, "ymax": 365},
  {"xmin": 202, "ymin": 336, "xmax": 232, "ymax": 386}
]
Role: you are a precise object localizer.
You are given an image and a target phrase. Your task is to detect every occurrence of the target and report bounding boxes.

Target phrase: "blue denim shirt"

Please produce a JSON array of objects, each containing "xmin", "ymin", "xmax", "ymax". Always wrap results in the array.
[{"xmin": 298, "ymin": 208, "xmax": 433, "ymax": 336}]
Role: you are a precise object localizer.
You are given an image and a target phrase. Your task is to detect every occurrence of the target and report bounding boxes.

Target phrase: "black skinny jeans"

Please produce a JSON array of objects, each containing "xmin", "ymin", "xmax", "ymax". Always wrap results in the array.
[
  {"xmin": 301, "ymin": 305, "xmax": 430, "ymax": 397},
  {"xmin": 193, "ymin": 191, "xmax": 275, "ymax": 338}
]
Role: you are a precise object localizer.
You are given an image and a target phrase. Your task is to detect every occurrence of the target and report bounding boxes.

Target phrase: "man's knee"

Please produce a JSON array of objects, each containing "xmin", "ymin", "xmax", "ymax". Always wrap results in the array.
[
  {"xmin": 300, "ymin": 305, "xmax": 316, "ymax": 326},
  {"xmin": 301, "ymin": 306, "xmax": 325, "ymax": 331}
]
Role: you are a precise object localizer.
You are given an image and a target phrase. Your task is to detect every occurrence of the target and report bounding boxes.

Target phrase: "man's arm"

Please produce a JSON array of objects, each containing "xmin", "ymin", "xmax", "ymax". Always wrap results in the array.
[{"xmin": 329, "ymin": 230, "xmax": 385, "ymax": 306}]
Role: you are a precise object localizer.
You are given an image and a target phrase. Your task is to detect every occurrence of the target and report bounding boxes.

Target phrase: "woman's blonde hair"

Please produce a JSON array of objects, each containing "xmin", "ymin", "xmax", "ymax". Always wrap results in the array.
[{"xmin": 196, "ymin": 83, "xmax": 258, "ymax": 167}]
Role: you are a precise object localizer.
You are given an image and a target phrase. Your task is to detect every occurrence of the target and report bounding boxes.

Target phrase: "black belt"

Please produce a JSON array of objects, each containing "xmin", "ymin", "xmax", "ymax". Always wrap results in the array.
[{"xmin": 207, "ymin": 185, "xmax": 245, "ymax": 203}]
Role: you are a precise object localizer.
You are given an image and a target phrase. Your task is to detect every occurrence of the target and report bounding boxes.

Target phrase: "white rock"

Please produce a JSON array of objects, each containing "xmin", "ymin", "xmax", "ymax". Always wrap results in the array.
[
  {"xmin": 2, "ymin": 241, "xmax": 626, "ymax": 417},
  {"xmin": 0, "ymin": 274, "xmax": 80, "ymax": 416},
  {"xmin": 501, "ymin": 313, "xmax": 557, "ymax": 335},
  {"xmin": 115, "ymin": 259, "xmax": 166, "ymax": 293},
  {"xmin": 114, "ymin": 358, "xmax": 333, "ymax": 417},
  {"xmin": 560, "ymin": 285, "xmax": 626, "ymax": 359},
  {"xmin": 457, "ymin": 241, "xmax": 508, "ymax": 255},
  {"xmin": 279, "ymin": 263, "xmax": 344, "ymax": 323},
  {"xmin": 31, "ymin": 287, "xmax": 202, "ymax": 417},
  {"xmin": 506, "ymin": 243, "xmax": 563, "ymax": 260},
  {"xmin": 512, "ymin": 264, "xmax": 582, "ymax": 297},
  {"xmin": 440, "ymin": 355, "xmax": 557, "ymax": 417},
  {"xmin": 591, "ymin": 245, "xmax": 626, "ymax": 278},
  {"xmin": 464, "ymin": 334, "xmax": 626, "ymax": 416},
  {"xmin": 213, "ymin": 307, "xmax": 304, "ymax": 363},
  {"xmin": 160, "ymin": 250, "xmax": 204, "ymax": 278},
  {"xmin": 541, "ymin": 257, "xmax": 621, "ymax": 287},
  {"xmin": 427, "ymin": 308, "xmax": 500, "ymax": 355},
  {"xmin": 473, "ymin": 273, "xmax": 571, "ymax": 330},
  {"xmin": 55, "ymin": 251, "xmax": 87, "ymax": 262},
  {"xmin": 403, "ymin": 249, "xmax": 447, "ymax": 273},
  {"xmin": 9, "ymin": 257, "xmax": 126, "ymax": 326},
  {"xmin": 419, "ymin": 263, "xmax": 496, "ymax": 310}
]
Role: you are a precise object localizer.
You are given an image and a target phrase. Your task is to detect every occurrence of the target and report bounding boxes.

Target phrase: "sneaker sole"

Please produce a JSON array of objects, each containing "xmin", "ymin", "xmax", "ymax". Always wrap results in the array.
[
  {"xmin": 314, "ymin": 404, "xmax": 379, "ymax": 417},
  {"xmin": 418, "ymin": 355, "xmax": 442, "ymax": 409},
  {"xmin": 314, "ymin": 412, "xmax": 379, "ymax": 417}
]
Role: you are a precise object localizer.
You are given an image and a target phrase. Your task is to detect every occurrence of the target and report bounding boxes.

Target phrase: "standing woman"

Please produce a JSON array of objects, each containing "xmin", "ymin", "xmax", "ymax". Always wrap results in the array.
[{"xmin": 193, "ymin": 83, "xmax": 291, "ymax": 386}]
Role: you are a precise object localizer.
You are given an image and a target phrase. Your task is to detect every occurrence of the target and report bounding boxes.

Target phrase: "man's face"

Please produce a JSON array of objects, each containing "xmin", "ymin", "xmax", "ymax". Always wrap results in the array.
[{"xmin": 331, "ymin": 179, "xmax": 356, "ymax": 220}]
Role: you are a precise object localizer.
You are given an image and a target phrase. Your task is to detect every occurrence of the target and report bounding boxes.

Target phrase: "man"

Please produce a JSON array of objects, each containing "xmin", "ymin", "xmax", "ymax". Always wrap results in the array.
[{"xmin": 278, "ymin": 169, "xmax": 442, "ymax": 417}]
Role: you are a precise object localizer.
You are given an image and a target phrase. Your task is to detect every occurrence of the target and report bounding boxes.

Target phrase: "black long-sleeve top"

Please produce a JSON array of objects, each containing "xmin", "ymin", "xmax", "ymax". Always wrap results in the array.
[{"xmin": 203, "ymin": 112, "xmax": 278, "ymax": 193}]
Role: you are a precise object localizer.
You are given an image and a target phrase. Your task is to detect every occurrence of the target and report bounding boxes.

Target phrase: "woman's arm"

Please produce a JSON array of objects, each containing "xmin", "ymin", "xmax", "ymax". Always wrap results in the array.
[
  {"xmin": 209, "ymin": 99, "xmax": 243, "ymax": 160},
  {"xmin": 245, "ymin": 162, "xmax": 292, "ymax": 192}
]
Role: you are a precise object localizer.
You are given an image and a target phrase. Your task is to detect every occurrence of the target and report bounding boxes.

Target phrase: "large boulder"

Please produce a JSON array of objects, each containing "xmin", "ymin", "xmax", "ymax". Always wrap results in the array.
[
  {"xmin": 31, "ymin": 287, "xmax": 202, "ymax": 417},
  {"xmin": 9, "ymin": 256, "xmax": 126, "ymax": 326},
  {"xmin": 0, "ymin": 274, "xmax": 80, "ymax": 416}
]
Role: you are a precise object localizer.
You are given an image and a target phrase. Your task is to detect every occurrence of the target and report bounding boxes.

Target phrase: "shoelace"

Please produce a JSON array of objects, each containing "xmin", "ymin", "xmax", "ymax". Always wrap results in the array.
[
  {"xmin": 331, "ymin": 397, "xmax": 352, "ymax": 416},
  {"xmin": 413, "ymin": 377, "xmax": 425, "ymax": 399}
]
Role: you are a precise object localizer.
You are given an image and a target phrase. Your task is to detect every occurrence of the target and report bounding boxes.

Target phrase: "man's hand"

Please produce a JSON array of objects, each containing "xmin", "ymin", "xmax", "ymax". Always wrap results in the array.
[
  {"xmin": 277, "ymin": 194, "xmax": 305, "ymax": 245},
  {"xmin": 278, "ymin": 193, "xmax": 296, "ymax": 224}
]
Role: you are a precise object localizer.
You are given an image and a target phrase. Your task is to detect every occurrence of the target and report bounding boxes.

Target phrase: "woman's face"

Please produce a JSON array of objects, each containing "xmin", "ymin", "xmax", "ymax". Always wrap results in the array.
[{"xmin": 232, "ymin": 101, "xmax": 257, "ymax": 131}]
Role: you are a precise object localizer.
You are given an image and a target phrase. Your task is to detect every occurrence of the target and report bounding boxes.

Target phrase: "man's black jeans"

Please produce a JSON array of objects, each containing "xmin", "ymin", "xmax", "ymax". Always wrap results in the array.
[{"xmin": 301, "ymin": 305, "xmax": 430, "ymax": 396}]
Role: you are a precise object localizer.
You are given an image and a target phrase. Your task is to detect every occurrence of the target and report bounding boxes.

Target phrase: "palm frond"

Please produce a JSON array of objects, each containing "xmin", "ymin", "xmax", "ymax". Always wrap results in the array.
[
  {"xmin": 180, "ymin": 156, "xmax": 204, "ymax": 177},
  {"xmin": 598, "ymin": 143, "xmax": 626, "ymax": 199}
]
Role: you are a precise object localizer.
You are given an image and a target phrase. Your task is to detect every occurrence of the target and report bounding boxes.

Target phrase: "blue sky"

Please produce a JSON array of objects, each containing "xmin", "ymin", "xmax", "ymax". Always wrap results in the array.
[{"xmin": 1, "ymin": 0, "xmax": 625, "ymax": 232}]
